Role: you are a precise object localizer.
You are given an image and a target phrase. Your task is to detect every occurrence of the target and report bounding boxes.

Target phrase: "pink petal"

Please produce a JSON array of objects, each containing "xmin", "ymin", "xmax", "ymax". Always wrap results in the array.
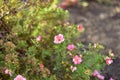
[
  {"xmin": 97, "ymin": 74, "xmax": 104, "ymax": 80},
  {"xmin": 92, "ymin": 70, "xmax": 100, "ymax": 76}
]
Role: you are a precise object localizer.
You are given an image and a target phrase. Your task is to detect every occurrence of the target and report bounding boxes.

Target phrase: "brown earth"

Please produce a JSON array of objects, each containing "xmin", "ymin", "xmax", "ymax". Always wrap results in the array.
[{"xmin": 68, "ymin": 1, "xmax": 120, "ymax": 56}]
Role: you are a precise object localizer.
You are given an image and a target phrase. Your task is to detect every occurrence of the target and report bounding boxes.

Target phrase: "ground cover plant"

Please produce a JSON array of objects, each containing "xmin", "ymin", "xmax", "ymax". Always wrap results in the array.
[{"xmin": 0, "ymin": 0, "xmax": 114, "ymax": 80}]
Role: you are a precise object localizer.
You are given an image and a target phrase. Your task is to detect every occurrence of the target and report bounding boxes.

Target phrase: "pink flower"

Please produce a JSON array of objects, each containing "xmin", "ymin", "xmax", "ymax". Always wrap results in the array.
[
  {"xmin": 77, "ymin": 24, "xmax": 84, "ymax": 32},
  {"xmin": 70, "ymin": 66, "xmax": 77, "ymax": 72},
  {"xmin": 73, "ymin": 55, "xmax": 82, "ymax": 65},
  {"xmin": 92, "ymin": 70, "xmax": 105, "ymax": 80},
  {"xmin": 54, "ymin": 34, "xmax": 64, "ymax": 44},
  {"xmin": 92, "ymin": 70, "xmax": 100, "ymax": 76},
  {"xmin": 67, "ymin": 44, "xmax": 75, "ymax": 51},
  {"xmin": 109, "ymin": 78, "xmax": 114, "ymax": 80},
  {"xmin": 97, "ymin": 74, "xmax": 105, "ymax": 80},
  {"xmin": 5, "ymin": 69, "xmax": 9, "ymax": 74},
  {"xmin": 36, "ymin": 36, "xmax": 41, "ymax": 41},
  {"xmin": 5, "ymin": 69, "xmax": 13, "ymax": 76},
  {"xmin": 105, "ymin": 57, "xmax": 113, "ymax": 65},
  {"xmin": 14, "ymin": 75, "xmax": 26, "ymax": 80},
  {"xmin": 40, "ymin": 64, "xmax": 44, "ymax": 69},
  {"xmin": 60, "ymin": 2, "xmax": 69, "ymax": 10}
]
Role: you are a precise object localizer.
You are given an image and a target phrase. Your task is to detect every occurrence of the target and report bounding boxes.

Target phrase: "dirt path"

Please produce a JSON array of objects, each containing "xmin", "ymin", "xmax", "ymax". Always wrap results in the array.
[{"xmin": 68, "ymin": 1, "xmax": 120, "ymax": 57}]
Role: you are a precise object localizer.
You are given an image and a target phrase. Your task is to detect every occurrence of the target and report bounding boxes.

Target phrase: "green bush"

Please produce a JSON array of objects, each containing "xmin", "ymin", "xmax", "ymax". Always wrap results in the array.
[{"xmin": 0, "ymin": 0, "xmax": 113, "ymax": 80}]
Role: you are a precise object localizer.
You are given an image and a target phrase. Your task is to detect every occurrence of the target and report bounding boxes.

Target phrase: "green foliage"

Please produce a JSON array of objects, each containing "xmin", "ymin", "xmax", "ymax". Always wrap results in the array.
[{"xmin": 0, "ymin": 0, "xmax": 109, "ymax": 80}]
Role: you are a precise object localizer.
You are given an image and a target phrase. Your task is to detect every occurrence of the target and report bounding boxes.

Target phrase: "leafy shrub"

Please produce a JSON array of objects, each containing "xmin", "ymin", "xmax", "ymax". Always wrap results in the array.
[{"xmin": 0, "ymin": 0, "xmax": 113, "ymax": 80}]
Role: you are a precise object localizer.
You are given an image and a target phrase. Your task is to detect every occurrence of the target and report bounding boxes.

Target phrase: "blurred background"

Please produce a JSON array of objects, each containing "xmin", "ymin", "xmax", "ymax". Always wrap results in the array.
[{"xmin": 60, "ymin": 0, "xmax": 120, "ymax": 56}]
